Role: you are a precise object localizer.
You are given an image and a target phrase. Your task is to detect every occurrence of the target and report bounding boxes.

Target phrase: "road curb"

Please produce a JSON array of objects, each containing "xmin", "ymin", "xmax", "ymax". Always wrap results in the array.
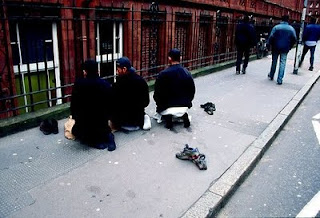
[{"xmin": 180, "ymin": 70, "xmax": 320, "ymax": 218}]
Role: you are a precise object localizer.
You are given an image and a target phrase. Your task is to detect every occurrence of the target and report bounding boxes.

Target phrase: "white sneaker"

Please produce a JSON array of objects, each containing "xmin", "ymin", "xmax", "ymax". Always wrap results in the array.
[{"xmin": 143, "ymin": 114, "xmax": 152, "ymax": 130}]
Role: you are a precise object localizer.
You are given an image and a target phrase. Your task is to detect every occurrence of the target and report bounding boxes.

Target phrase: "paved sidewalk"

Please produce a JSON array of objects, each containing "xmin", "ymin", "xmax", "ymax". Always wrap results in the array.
[{"xmin": 0, "ymin": 47, "xmax": 319, "ymax": 218}]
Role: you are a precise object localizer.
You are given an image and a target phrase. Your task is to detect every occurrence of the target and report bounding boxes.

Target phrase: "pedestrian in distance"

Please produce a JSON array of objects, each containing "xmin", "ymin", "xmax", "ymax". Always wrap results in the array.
[
  {"xmin": 70, "ymin": 60, "xmax": 116, "ymax": 151},
  {"xmin": 299, "ymin": 17, "xmax": 320, "ymax": 71},
  {"xmin": 235, "ymin": 15, "xmax": 256, "ymax": 75},
  {"xmin": 267, "ymin": 15, "xmax": 297, "ymax": 85},
  {"xmin": 110, "ymin": 56, "xmax": 151, "ymax": 132},
  {"xmin": 153, "ymin": 48, "xmax": 196, "ymax": 130}
]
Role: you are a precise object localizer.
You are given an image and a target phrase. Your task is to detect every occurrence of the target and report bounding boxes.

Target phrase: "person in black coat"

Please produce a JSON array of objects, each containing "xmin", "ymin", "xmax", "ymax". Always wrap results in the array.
[
  {"xmin": 235, "ymin": 15, "xmax": 256, "ymax": 74},
  {"xmin": 153, "ymin": 49, "xmax": 195, "ymax": 129},
  {"xmin": 110, "ymin": 57, "xmax": 150, "ymax": 131},
  {"xmin": 71, "ymin": 60, "xmax": 116, "ymax": 151}
]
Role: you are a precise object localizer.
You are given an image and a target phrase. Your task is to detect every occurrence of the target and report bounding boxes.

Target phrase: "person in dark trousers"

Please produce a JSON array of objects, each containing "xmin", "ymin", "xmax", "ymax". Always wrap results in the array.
[
  {"xmin": 267, "ymin": 15, "xmax": 297, "ymax": 85},
  {"xmin": 299, "ymin": 17, "xmax": 320, "ymax": 71},
  {"xmin": 235, "ymin": 15, "xmax": 256, "ymax": 74},
  {"xmin": 71, "ymin": 60, "xmax": 116, "ymax": 151},
  {"xmin": 153, "ymin": 48, "xmax": 196, "ymax": 129},
  {"xmin": 110, "ymin": 57, "xmax": 150, "ymax": 131}
]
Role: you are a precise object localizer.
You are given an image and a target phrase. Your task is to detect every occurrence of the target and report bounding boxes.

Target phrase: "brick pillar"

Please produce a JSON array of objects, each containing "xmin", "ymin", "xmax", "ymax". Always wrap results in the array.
[
  {"xmin": 0, "ymin": 4, "xmax": 17, "ymax": 118},
  {"xmin": 88, "ymin": 8, "xmax": 96, "ymax": 59},
  {"xmin": 131, "ymin": 3, "xmax": 142, "ymax": 73},
  {"xmin": 60, "ymin": 8, "xmax": 76, "ymax": 100}
]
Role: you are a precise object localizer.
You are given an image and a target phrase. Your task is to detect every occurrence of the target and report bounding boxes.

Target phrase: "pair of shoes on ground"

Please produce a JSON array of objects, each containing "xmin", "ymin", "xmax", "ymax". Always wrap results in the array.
[
  {"xmin": 236, "ymin": 69, "xmax": 246, "ymax": 75},
  {"xmin": 268, "ymin": 74, "xmax": 282, "ymax": 85},
  {"xmin": 299, "ymin": 62, "xmax": 314, "ymax": 71},
  {"xmin": 176, "ymin": 144, "xmax": 207, "ymax": 170},
  {"xmin": 40, "ymin": 119, "xmax": 59, "ymax": 135},
  {"xmin": 164, "ymin": 113, "xmax": 190, "ymax": 129},
  {"xmin": 92, "ymin": 133, "xmax": 116, "ymax": 151},
  {"xmin": 200, "ymin": 102, "xmax": 216, "ymax": 115}
]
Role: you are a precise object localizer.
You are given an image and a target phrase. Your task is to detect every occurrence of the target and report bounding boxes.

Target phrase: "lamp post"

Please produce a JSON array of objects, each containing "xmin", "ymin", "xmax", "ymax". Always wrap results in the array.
[{"xmin": 293, "ymin": 0, "xmax": 308, "ymax": 74}]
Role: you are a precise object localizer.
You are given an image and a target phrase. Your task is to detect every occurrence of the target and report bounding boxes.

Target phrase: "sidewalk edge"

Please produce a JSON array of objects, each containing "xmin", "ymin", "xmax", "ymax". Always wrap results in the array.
[{"xmin": 180, "ymin": 71, "xmax": 320, "ymax": 218}]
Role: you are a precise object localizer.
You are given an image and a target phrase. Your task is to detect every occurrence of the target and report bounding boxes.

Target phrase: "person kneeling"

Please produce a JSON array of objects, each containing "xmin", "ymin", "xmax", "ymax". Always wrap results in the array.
[
  {"xmin": 110, "ymin": 57, "xmax": 151, "ymax": 132},
  {"xmin": 153, "ymin": 49, "xmax": 195, "ymax": 129},
  {"xmin": 71, "ymin": 60, "xmax": 116, "ymax": 151}
]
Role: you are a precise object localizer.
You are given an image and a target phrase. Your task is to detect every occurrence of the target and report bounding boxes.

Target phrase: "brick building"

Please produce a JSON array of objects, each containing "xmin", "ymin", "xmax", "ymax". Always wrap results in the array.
[
  {"xmin": 307, "ymin": 0, "xmax": 320, "ymax": 18},
  {"xmin": 0, "ymin": 0, "xmax": 303, "ymax": 119}
]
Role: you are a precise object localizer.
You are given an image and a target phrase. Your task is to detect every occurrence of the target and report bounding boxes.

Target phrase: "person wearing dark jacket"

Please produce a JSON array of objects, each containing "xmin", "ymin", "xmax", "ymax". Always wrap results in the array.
[
  {"xmin": 267, "ymin": 15, "xmax": 297, "ymax": 85},
  {"xmin": 299, "ymin": 17, "xmax": 320, "ymax": 71},
  {"xmin": 235, "ymin": 15, "xmax": 256, "ymax": 74},
  {"xmin": 153, "ymin": 49, "xmax": 195, "ymax": 129},
  {"xmin": 71, "ymin": 60, "xmax": 116, "ymax": 151},
  {"xmin": 110, "ymin": 57, "xmax": 150, "ymax": 131}
]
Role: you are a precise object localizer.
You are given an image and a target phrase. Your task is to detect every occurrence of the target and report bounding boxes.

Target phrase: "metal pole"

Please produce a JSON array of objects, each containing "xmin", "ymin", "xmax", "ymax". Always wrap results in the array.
[{"xmin": 293, "ymin": 0, "xmax": 308, "ymax": 74}]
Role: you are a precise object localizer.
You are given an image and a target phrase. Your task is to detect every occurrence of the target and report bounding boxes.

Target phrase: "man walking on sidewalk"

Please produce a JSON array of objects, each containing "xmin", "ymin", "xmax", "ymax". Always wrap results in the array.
[
  {"xmin": 267, "ymin": 15, "xmax": 297, "ymax": 85},
  {"xmin": 235, "ymin": 15, "xmax": 256, "ymax": 75},
  {"xmin": 299, "ymin": 17, "xmax": 320, "ymax": 71},
  {"xmin": 153, "ymin": 49, "xmax": 195, "ymax": 129}
]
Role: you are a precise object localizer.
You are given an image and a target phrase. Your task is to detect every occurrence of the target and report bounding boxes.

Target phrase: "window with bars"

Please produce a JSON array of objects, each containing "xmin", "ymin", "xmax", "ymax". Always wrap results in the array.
[
  {"xmin": 9, "ymin": 21, "xmax": 62, "ymax": 113},
  {"xmin": 96, "ymin": 21, "xmax": 123, "ymax": 83}
]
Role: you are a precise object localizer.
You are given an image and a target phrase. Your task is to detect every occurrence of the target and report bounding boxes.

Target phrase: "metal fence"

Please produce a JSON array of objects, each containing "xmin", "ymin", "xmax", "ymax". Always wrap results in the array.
[{"xmin": 0, "ymin": 3, "xmax": 273, "ymax": 118}]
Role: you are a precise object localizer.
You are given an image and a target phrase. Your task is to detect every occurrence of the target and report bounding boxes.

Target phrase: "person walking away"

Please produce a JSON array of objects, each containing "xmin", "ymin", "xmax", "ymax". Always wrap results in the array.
[
  {"xmin": 235, "ymin": 15, "xmax": 256, "ymax": 74},
  {"xmin": 299, "ymin": 17, "xmax": 320, "ymax": 71},
  {"xmin": 153, "ymin": 49, "xmax": 195, "ymax": 129},
  {"xmin": 110, "ymin": 57, "xmax": 150, "ymax": 132},
  {"xmin": 71, "ymin": 60, "xmax": 116, "ymax": 151},
  {"xmin": 267, "ymin": 15, "xmax": 297, "ymax": 85}
]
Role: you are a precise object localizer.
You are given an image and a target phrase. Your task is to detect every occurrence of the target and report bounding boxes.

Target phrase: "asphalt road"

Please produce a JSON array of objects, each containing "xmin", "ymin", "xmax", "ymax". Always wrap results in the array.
[{"xmin": 216, "ymin": 80, "xmax": 320, "ymax": 217}]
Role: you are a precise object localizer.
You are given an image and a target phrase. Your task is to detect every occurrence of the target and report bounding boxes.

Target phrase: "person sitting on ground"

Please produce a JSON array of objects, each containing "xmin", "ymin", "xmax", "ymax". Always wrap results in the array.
[
  {"xmin": 110, "ymin": 56, "xmax": 150, "ymax": 132},
  {"xmin": 153, "ymin": 48, "xmax": 196, "ymax": 129},
  {"xmin": 70, "ymin": 60, "xmax": 116, "ymax": 151}
]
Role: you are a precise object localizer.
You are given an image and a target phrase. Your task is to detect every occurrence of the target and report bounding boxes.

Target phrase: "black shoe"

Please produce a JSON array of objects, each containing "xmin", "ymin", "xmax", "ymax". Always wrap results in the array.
[
  {"xmin": 242, "ymin": 68, "xmax": 246, "ymax": 74},
  {"xmin": 268, "ymin": 74, "xmax": 273, "ymax": 80},
  {"xmin": 163, "ymin": 115, "xmax": 173, "ymax": 129},
  {"xmin": 107, "ymin": 133, "xmax": 116, "ymax": 151},
  {"xmin": 309, "ymin": 66, "xmax": 314, "ymax": 71},
  {"xmin": 277, "ymin": 82, "xmax": 282, "ymax": 85},
  {"xmin": 236, "ymin": 71, "xmax": 240, "ymax": 75},
  {"xmin": 200, "ymin": 102, "xmax": 215, "ymax": 115},
  {"xmin": 182, "ymin": 113, "xmax": 190, "ymax": 128},
  {"xmin": 94, "ymin": 142, "xmax": 109, "ymax": 149},
  {"xmin": 40, "ymin": 118, "xmax": 59, "ymax": 135}
]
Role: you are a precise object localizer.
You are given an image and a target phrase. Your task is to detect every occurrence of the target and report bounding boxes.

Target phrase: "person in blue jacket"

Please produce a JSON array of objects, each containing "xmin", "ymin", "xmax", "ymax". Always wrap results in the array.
[
  {"xmin": 299, "ymin": 17, "xmax": 320, "ymax": 71},
  {"xmin": 267, "ymin": 15, "xmax": 297, "ymax": 85},
  {"xmin": 235, "ymin": 15, "xmax": 256, "ymax": 74}
]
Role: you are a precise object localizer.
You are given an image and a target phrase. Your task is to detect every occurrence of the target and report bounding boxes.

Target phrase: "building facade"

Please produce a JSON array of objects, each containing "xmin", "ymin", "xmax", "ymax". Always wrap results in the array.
[{"xmin": 0, "ymin": 0, "xmax": 303, "ymax": 119}]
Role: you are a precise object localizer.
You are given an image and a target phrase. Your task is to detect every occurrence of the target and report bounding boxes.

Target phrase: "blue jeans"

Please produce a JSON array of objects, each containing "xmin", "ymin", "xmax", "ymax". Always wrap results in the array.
[
  {"xmin": 269, "ymin": 52, "xmax": 288, "ymax": 84},
  {"xmin": 300, "ymin": 45, "xmax": 316, "ymax": 67}
]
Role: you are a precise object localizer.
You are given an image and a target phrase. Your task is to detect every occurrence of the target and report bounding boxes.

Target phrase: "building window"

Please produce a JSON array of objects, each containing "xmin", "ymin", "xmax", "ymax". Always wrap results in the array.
[
  {"xmin": 10, "ymin": 21, "xmax": 62, "ymax": 113},
  {"xmin": 96, "ymin": 21, "xmax": 123, "ymax": 83},
  {"xmin": 316, "ymin": 2, "xmax": 319, "ymax": 8},
  {"xmin": 310, "ymin": 2, "xmax": 314, "ymax": 8}
]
